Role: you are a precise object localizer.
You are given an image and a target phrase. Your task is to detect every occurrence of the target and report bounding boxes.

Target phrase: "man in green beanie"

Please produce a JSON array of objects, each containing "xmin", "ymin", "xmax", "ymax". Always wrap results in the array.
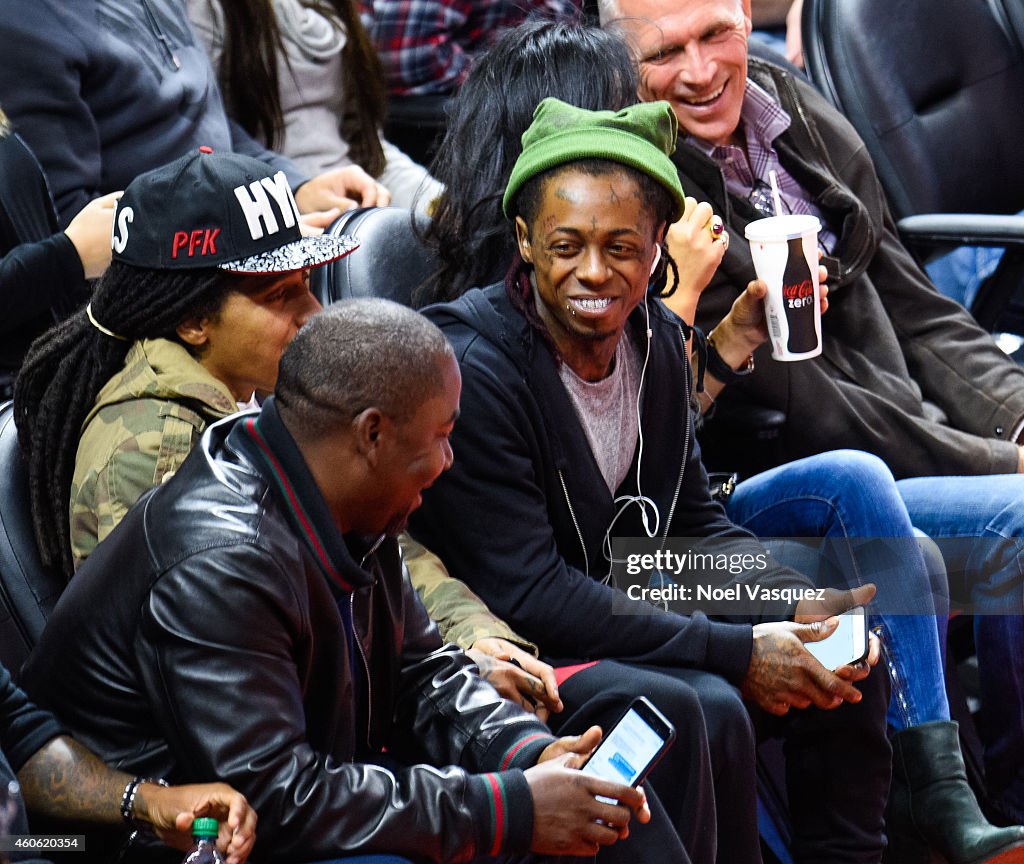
[
  {"xmin": 601, "ymin": 0, "xmax": 1024, "ymax": 856},
  {"xmin": 410, "ymin": 96, "xmax": 889, "ymax": 864}
]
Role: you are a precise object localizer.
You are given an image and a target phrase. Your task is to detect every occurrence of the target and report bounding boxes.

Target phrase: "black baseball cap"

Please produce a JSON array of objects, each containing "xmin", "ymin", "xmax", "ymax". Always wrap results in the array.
[{"xmin": 110, "ymin": 147, "xmax": 358, "ymax": 273}]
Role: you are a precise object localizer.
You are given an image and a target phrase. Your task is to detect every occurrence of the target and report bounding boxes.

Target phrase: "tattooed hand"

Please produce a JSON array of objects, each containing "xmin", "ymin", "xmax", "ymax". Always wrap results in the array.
[
  {"xmin": 740, "ymin": 617, "xmax": 869, "ymax": 716},
  {"xmin": 467, "ymin": 638, "xmax": 562, "ymax": 722},
  {"xmin": 16, "ymin": 736, "xmax": 257, "ymax": 864}
]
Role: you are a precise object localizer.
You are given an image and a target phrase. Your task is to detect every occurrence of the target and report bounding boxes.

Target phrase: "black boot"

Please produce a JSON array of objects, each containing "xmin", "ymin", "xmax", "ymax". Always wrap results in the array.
[{"xmin": 887, "ymin": 721, "xmax": 1024, "ymax": 864}]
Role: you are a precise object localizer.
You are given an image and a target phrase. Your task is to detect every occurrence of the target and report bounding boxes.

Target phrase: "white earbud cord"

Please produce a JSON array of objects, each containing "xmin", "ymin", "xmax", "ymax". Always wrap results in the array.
[{"xmin": 602, "ymin": 293, "xmax": 660, "ymax": 583}]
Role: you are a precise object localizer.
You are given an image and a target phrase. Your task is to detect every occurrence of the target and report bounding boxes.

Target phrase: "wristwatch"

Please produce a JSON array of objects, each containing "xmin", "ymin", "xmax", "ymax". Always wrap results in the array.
[{"xmin": 706, "ymin": 330, "xmax": 755, "ymax": 384}]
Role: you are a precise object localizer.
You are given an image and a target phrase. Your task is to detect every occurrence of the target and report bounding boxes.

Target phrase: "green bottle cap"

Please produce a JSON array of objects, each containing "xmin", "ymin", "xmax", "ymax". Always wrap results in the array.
[{"xmin": 192, "ymin": 817, "xmax": 219, "ymax": 839}]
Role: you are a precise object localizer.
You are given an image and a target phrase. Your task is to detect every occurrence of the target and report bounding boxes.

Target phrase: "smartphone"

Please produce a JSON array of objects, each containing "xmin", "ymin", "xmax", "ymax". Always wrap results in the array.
[
  {"xmin": 581, "ymin": 696, "xmax": 676, "ymax": 803},
  {"xmin": 803, "ymin": 605, "xmax": 868, "ymax": 671}
]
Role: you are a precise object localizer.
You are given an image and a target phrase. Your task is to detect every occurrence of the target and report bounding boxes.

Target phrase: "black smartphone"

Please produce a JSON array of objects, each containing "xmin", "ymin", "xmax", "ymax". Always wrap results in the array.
[{"xmin": 580, "ymin": 696, "xmax": 676, "ymax": 801}]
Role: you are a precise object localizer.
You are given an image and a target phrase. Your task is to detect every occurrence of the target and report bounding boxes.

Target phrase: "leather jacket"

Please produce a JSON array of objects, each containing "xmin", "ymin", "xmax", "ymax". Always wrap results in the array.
[
  {"xmin": 686, "ymin": 59, "xmax": 1024, "ymax": 478},
  {"xmin": 24, "ymin": 399, "xmax": 553, "ymax": 863}
]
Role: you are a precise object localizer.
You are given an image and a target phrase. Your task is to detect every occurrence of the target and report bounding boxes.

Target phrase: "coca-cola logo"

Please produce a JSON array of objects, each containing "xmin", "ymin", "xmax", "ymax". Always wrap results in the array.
[{"xmin": 782, "ymin": 279, "xmax": 814, "ymax": 300}]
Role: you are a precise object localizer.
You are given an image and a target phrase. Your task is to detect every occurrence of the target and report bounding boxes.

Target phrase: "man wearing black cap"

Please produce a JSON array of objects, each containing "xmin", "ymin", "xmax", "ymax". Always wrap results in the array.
[{"xmin": 16, "ymin": 147, "xmax": 356, "ymax": 578}]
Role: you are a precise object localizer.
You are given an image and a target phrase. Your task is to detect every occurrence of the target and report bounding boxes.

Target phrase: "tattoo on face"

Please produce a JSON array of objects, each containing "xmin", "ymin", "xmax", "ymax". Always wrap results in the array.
[
  {"xmin": 542, "ymin": 215, "xmax": 558, "ymax": 235},
  {"xmin": 608, "ymin": 185, "xmax": 620, "ymax": 205},
  {"xmin": 591, "ymin": 216, "xmax": 599, "ymax": 235}
]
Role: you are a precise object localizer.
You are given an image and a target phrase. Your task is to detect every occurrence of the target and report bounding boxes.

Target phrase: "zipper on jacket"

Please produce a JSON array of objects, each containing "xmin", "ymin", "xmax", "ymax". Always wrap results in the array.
[
  {"xmin": 141, "ymin": 0, "xmax": 181, "ymax": 70},
  {"xmin": 558, "ymin": 469, "xmax": 589, "ymax": 578},
  {"xmin": 361, "ymin": 533, "xmax": 386, "ymax": 564},
  {"xmin": 772, "ymin": 66, "xmax": 869, "ymax": 285},
  {"xmin": 558, "ymin": 322, "xmax": 691, "ymax": 580},
  {"xmin": 354, "ymin": 540, "xmax": 382, "ymax": 749},
  {"xmin": 354, "ymin": 534, "xmax": 385, "ymax": 749},
  {"xmin": 351, "ymin": 592, "xmax": 374, "ymax": 750},
  {"xmin": 659, "ymin": 325, "xmax": 693, "ymax": 544}
]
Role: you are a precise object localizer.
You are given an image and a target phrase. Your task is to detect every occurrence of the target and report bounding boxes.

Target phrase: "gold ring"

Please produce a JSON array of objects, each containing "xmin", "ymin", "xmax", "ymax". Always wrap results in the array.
[{"xmin": 710, "ymin": 215, "xmax": 725, "ymax": 236}]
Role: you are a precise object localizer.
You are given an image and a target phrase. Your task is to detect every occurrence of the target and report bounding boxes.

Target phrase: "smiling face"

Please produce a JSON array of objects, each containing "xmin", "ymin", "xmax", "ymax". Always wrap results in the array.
[
  {"xmin": 613, "ymin": 0, "xmax": 750, "ymax": 147},
  {"xmin": 515, "ymin": 165, "xmax": 663, "ymax": 381}
]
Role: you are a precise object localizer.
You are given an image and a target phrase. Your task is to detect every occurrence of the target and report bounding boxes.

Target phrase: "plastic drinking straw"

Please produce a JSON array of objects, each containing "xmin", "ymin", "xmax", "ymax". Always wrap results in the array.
[{"xmin": 768, "ymin": 169, "xmax": 784, "ymax": 216}]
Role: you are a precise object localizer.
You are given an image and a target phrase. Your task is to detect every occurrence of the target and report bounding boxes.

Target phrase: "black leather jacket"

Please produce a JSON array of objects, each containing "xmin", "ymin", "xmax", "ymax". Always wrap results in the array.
[{"xmin": 24, "ymin": 400, "xmax": 553, "ymax": 863}]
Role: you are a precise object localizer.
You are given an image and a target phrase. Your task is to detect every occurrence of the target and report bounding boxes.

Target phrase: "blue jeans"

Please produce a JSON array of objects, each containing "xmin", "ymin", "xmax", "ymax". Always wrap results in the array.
[
  {"xmin": 896, "ymin": 473, "xmax": 1024, "ymax": 820},
  {"xmin": 724, "ymin": 450, "xmax": 951, "ymax": 730},
  {"xmin": 926, "ymin": 244, "xmax": 1004, "ymax": 310}
]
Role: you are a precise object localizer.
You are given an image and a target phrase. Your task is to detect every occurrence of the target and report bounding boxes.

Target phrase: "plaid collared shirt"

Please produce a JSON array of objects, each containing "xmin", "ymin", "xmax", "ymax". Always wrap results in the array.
[
  {"xmin": 360, "ymin": 0, "xmax": 581, "ymax": 96},
  {"xmin": 687, "ymin": 80, "xmax": 837, "ymax": 251}
]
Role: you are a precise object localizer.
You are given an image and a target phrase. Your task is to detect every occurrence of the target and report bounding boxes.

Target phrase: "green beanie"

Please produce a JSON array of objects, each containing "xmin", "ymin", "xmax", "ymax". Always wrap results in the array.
[{"xmin": 502, "ymin": 97, "xmax": 686, "ymax": 221}]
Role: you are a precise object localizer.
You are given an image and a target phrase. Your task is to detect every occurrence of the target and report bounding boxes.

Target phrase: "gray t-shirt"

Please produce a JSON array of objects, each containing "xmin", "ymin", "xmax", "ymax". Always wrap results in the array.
[{"xmin": 559, "ymin": 334, "xmax": 641, "ymax": 493}]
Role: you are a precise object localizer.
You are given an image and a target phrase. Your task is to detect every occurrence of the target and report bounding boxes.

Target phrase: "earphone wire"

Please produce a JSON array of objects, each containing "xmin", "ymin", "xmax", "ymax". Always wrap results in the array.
[{"xmin": 602, "ymin": 292, "xmax": 660, "ymax": 583}]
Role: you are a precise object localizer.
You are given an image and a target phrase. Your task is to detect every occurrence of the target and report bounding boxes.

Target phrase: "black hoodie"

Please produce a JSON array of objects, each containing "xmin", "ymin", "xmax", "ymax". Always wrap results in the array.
[
  {"xmin": 412, "ymin": 284, "xmax": 813, "ymax": 683},
  {"xmin": 0, "ymin": 0, "xmax": 304, "ymax": 226}
]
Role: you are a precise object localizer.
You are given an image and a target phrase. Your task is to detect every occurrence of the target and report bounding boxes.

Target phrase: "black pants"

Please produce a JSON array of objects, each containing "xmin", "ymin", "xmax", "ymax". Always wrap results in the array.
[
  {"xmin": 761, "ymin": 662, "xmax": 892, "ymax": 864},
  {"xmin": 552, "ymin": 660, "xmax": 757, "ymax": 864},
  {"xmin": 552, "ymin": 658, "xmax": 891, "ymax": 864}
]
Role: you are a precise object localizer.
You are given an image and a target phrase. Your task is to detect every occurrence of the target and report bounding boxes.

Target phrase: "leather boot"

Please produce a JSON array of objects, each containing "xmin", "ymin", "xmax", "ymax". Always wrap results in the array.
[{"xmin": 887, "ymin": 721, "xmax": 1024, "ymax": 864}]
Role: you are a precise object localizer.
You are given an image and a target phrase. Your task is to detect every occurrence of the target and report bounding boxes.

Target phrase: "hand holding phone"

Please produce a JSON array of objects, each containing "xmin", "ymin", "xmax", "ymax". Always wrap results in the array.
[
  {"xmin": 580, "ymin": 696, "xmax": 676, "ymax": 804},
  {"xmin": 523, "ymin": 755, "xmax": 646, "ymax": 855}
]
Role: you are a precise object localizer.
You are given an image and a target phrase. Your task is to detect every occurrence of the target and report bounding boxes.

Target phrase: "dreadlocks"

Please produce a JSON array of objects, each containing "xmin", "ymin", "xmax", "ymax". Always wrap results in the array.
[{"xmin": 14, "ymin": 261, "xmax": 230, "ymax": 577}]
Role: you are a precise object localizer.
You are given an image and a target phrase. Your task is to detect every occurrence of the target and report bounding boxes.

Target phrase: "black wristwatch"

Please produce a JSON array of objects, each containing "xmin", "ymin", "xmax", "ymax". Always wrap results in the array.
[{"xmin": 706, "ymin": 331, "xmax": 755, "ymax": 384}]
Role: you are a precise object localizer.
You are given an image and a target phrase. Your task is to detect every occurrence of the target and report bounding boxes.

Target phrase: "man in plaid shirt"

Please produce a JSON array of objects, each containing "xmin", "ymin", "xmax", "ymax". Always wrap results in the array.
[{"xmin": 360, "ymin": 0, "xmax": 581, "ymax": 96}]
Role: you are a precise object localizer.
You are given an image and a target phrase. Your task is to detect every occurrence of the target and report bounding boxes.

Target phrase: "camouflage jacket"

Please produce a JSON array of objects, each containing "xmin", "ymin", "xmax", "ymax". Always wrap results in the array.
[
  {"xmin": 70, "ymin": 338, "xmax": 239, "ymax": 569},
  {"xmin": 68, "ymin": 339, "xmax": 533, "ymax": 652},
  {"xmin": 405, "ymin": 535, "xmax": 537, "ymax": 653}
]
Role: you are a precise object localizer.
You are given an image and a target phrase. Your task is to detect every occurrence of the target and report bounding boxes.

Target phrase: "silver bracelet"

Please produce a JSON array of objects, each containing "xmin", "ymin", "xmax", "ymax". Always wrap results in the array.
[{"xmin": 120, "ymin": 776, "xmax": 169, "ymax": 826}]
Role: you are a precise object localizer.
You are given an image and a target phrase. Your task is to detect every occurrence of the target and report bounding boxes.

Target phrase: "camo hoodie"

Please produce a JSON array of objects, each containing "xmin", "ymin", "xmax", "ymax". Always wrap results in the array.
[
  {"xmin": 69, "ymin": 337, "xmax": 237, "ymax": 570},
  {"xmin": 67, "ymin": 336, "xmax": 533, "ymax": 654}
]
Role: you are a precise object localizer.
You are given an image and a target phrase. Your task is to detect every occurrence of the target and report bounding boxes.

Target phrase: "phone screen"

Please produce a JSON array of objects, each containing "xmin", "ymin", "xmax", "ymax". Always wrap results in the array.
[
  {"xmin": 581, "ymin": 698, "xmax": 674, "ymax": 806},
  {"xmin": 804, "ymin": 606, "xmax": 867, "ymax": 671},
  {"xmin": 583, "ymin": 707, "xmax": 665, "ymax": 786}
]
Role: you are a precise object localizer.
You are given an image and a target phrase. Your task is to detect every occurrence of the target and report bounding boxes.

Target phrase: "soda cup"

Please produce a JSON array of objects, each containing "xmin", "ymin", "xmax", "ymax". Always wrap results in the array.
[{"xmin": 744, "ymin": 214, "xmax": 822, "ymax": 361}]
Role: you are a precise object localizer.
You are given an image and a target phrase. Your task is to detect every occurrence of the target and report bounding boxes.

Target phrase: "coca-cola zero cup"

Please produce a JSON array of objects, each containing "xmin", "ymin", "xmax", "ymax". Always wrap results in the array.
[{"xmin": 744, "ymin": 214, "xmax": 822, "ymax": 361}]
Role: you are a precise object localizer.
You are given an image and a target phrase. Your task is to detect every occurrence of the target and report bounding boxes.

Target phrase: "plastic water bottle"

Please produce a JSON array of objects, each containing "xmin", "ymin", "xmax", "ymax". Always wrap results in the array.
[{"xmin": 182, "ymin": 817, "xmax": 224, "ymax": 864}]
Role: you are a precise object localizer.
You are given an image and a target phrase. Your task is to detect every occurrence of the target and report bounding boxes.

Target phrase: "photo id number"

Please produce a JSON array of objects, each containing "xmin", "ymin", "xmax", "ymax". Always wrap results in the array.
[{"xmin": 0, "ymin": 835, "xmax": 85, "ymax": 851}]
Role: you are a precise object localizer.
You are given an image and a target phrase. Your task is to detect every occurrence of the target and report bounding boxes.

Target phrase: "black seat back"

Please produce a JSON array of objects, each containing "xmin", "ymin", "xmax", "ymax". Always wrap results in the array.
[
  {"xmin": 987, "ymin": 0, "xmax": 1024, "ymax": 54},
  {"xmin": 311, "ymin": 207, "xmax": 436, "ymax": 308},
  {"xmin": 383, "ymin": 94, "xmax": 451, "ymax": 168},
  {"xmin": 802, "ymin": 0, "xmax": 1024, "ymax": 220},
  {"xmin": 0, "ymin": 402, "xmax": 64, "ymax": 673}
]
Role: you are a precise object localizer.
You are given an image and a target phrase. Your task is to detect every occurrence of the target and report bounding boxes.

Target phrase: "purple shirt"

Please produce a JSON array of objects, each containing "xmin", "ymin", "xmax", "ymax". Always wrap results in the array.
[{"xmin": 687, "ymin": 80, "xmax": 837, "ymax": 252}]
